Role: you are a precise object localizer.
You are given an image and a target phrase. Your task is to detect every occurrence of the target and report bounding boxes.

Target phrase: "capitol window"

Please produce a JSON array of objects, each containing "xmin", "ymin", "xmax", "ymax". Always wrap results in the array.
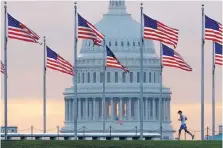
[
  {"xmin": 127, "ymin": 41, "xmax": 130, "ymax": 47},
  {"xmin": 144, "ymin": 72, "xmax": 146, "ymax": 82},
  {"xmin": 130, "ymin": 72, "xmax": 133, "ymax": 83},
  {"xmin": 93, "ymin": 72, "xmax": 96, "ymax": 83},
  {"xmin": 121, "ymin": 41, "xmax": 124, "ymax": 46},
  {"xmin": 157, "ymin": 71, "xmax": 160, "ymax": 83},
  {"xmin": 115, "ymin": 1, "xmax": 118, "ymax": 6},
  {"xmin": 87, "ymin": 72, "xmax": 90, "ymax": 83},
  {"xmin": 78, "ymin": 73, "xmax": 80, "ymax": 83},
  {"xmin": 137, "ymin": 72, "xmax": 140, "ymax": 83},
  {"xmin": 81, "ymin": 100, "xmax": 84, "ymax": 118},
  {"xmin": 106, "ymin": 102, "xmax": 111, "ymax": 117},
  {"xmin": 150, "ymin": 99, "xmax": 153, "ymax": 118},
  {"xmin": 115, "ymin": 41, "xmax": 118, "ymax": 46},
  {"xmin": 138, "ymin": 41, "xmax": 140, "ymax": 46},
  {"xmin": 154, "ymin": 72, "xmax": 156, "ymax": 83},
  {"xmin": 109, "ymin": 41, "xmax": 111, "ymax": 46},
  {"xmin": 155, "ymin": 99, "xmax": 159, "ymax": 120},
  {"xmin": 123, "ymin": 102, "xmax": 127, "ymax": 117},
  {"xmin": 115, "ymin": 72, "xmax": 118, "ymax": 83},
  {"xmin": 149, "ymin": 72, "xmax": 151, "ymax": 83},
  {"xmin": 82, "ymin": 72, "xmax": 85, "ymax": 83},
  {"xmin": 107, "ymin": 72, "xmax": 110, "ymax": 83},
  {"xmin": 131, "ymin": 100, "xmax": 134, "ymax": 117},
  {"xmin": 133, "ymin": 42, "xmax": 135, "ymax": 46},
  {"xmin": 99, "ymin": 100, "xmax": 102, "ymax": 118},
  {"xmin": 100, "ymin": 72, "xmax": 103, "ymax": 83},
  {"xmin": 122, "ymin": 72, "xmax": 126, "ymax": 83}
]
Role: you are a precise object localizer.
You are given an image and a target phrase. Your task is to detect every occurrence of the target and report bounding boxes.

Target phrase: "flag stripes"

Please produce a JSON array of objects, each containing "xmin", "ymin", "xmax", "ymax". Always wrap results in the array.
[
  {"xmin": 205, "ymin": 15, "xmax": 222, "ymax": 44},
  {"xmin": 215, "ymin": 42, "xmax": 223, "ymax": 65},
  {"xmin": 162, "ymin": 44, "xmax": 192, "ymax": 71},
  {"xmin": 1, "ymin": 61, "xmax": 5, "ymax": 74},
  {"xmin": 46, "ymin": 46, "xmax": 74, "ymax": 76},
  {"xmin": 143, "ymin": 14, "xmax": 179, "ymax": 48},
  {"xmin": 78, "ymin": 13, "xmax": 104, "ymax": 46},
  {"xmin": 115, "ymin": 116, "xmax": 123, "ymax": 125},
  {"xmin": 106, "ymin": 46, "xmax": 129, "ymax": 73},
  {"xmin": 7, "ymin": 13, "xmax": 40, "ymax": 43}
]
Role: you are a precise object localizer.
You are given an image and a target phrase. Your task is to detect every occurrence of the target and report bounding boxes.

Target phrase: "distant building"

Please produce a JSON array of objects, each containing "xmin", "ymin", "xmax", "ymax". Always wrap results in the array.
[
  {"xmin": 1, "ymin": 126, "xmax": 18, "ymax": 133},
  {"xmin": 206, "ymin": 125, "xmax": 222, "ymax": 140},
  {"xmin": 61, "ymin": 0, "xmax": 174, "ymax": 140}
]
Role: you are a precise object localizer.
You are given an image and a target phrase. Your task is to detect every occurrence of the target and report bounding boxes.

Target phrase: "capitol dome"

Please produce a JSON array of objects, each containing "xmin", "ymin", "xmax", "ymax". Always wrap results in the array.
[{"xmin": 61, "ymin": 0, "xmax": 174, "ymax": 140}]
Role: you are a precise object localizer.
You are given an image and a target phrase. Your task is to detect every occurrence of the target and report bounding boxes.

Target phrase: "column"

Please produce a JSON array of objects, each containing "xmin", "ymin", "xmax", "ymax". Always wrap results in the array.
[
  {"xmin": 71, "ymin": 99, "xmax": 74, "ymax": 121},
  {"xmin": 69, "ymin": 99, "xmax": 72, "ymax": 121},
  {"xmin": 82, "ymin": 99, "xmax": 85, "ymax": 120},
  {"xmin": 138, "ymin": 98, "xmax": 140, "ymax": 120},
  {"xmin": 145, "ymin": 98, "xmax": 148, "ymax": 120},
  {"xmin": 78, "ymin": 99, "xmax": 81, "ymax": 120},
  {"xmin": 158, "ymin": 98, "xmax": 160, "ymax": 120},
  {"xmin": 111, "ymin": 98, "xmax": 114, "ymax": 120},
  {"xmin": 93, "ymin": 98, "xmax": 96, "ymax": 120},
  {"xmin": 88, "ymin": 99, "xmax": 91, "ymax": 120},
  {"xmin": 168, "ymin": 99, "xmax": 170, "ymax": 120},
  {"xmin": 65, "ymin": 99, "xmax": 67, "ymax": 121},
  {"xmin": 85, "ymin": 98, "xmax": 88, "ymax": 120},
  {"xmin": 128, "ymin": 98, "xmax": 131, "ymax": 120},
  {"xmin": 162, "ymin": 99, "xmax": 165, "ymax": 121},
  {"xmin": 120, "ymin": 98, "xmax": 123, "ymax": 120},
  {"xmin": 72, "ymin": 99, "xmax": 74, "ymax": 121},
  {"xmin": 67, "ymin": 99, "xmax": 70, "ymax": 121},
  {"xmin": 164, "ymin": 99, "xmax": 168, "ymax": 120},
  {"xmin": 89, "ymin": 99, "xmax": 92, "ymax": 120},
  {"xmin": 153, "ymin": 98, "xmax": 156, "ymax": 120},
  {"xmin": 143, "ymin": 98, "xmax": 145, "ymax": 119}
]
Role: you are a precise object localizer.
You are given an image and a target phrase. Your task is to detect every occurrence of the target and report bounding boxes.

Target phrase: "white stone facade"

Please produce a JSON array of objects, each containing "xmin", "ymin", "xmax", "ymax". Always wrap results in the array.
[{"xmin": 61, "ymin": 0, "xmax": 174, "ymax": 140}]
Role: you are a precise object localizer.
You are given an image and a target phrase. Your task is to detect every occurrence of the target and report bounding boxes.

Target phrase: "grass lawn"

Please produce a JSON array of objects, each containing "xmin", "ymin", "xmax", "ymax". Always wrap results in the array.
[{"xmin": 1, "ymin": 140, "xmax": 222, "ymax": 148}]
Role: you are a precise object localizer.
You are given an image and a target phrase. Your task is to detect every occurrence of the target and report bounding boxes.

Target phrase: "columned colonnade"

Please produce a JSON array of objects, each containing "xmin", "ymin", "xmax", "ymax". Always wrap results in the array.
[{"xmin": 64, "ymin": 97, "xmax": 171, "ymax": 122}]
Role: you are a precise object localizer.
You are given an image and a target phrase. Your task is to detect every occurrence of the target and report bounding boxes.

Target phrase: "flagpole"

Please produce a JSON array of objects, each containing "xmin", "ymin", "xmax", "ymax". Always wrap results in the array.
[
  {"xmin": 201, "ymin": 4, "xmax": 205, "ymax": 140},
  {"xmin": 140, "ymin": 2, "xmax": 144, "ymax": 140},
  {"xmin": 43, "ymin": 36, "xmax": 46, "ymax": 133},
  {"xmin": 212, "ymin": 41, "xmax": 215, "ymax": 140},
  {"xmin": 4, "ymin": 1, "xmax": 8, "ymax": 140},
  {"xmin": 102, "ymin": 39, "xmax": 106, "ymax": 134},
  {"xmin": 159, "ymin": 43, "xmax": 163, "ymax": 140},
  {"xmin": 73, "ymin": 1, "xmax": 78, "ymax": 140}
]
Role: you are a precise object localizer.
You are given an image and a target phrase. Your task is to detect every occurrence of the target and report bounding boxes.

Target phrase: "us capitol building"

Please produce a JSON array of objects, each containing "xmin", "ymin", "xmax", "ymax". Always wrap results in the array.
[{"xmin": 61, "ymin": 0, "xmax": 174, "ymax": 140}]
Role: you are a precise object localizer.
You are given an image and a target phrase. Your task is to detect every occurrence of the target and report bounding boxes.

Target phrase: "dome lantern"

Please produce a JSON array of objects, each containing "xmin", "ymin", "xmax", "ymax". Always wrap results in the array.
[{"xmin": 108, "ymin": 0, "xmax": 127, "ymax": 15}]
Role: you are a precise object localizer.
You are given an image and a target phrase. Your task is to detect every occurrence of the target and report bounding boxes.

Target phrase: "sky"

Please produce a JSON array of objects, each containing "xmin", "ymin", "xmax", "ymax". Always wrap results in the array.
[{"xmin": 0, "ymin": 0, "xmax": 222, "ymax": 140}]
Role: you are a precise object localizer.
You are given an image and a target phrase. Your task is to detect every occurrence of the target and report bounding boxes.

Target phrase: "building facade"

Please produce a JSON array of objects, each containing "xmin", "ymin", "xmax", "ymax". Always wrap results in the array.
[
  {"xmin": 61, "ymin": 0, "xmax": 174, "ymax": 140},
  {"xmin": 1, "ymin": 126, "xmax": 18, "ymax": 133},
  {"xmin": 206, "ymin": 125, "xmax": 222, "ymax": 140}
]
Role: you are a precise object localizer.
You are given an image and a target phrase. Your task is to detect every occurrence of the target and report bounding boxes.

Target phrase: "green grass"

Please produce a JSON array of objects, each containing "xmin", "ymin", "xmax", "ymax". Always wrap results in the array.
[{"xmin": 1, "ymin": 140, "xmax": 222, "ymax": 148}]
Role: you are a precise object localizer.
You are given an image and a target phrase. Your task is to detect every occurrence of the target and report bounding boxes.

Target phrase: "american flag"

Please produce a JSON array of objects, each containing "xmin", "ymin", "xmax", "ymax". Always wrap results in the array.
[
  {"xmin": 7, "ymin": 13, "xmax": 40, "ymax": 43},
  {"xmin": 162, "ymin": 44, "xmax": 192, "ymax": 71},
  {"xmin": 78, "ymin": 13, "xmax": 104, "ymax": 46},
  {"xmin": 1, "ymin": 61, "xmax": 5, "ymax": 74},
  {"xmin": 205, "ymin": 15, "xmax": 222, "ymax": 44},
  {"xmin": 46, "ymin": 46, "xmax": 74, "ymax": 76},
  {"xmin": 143, "ymin": 13, "xmax": 179, "ymax": 48},
  {"xmin": 115, "ymin": 116, "xmax": 123, "ymax": 125},
  {"xmin": 215, "ymin": 42, "xmax": 222, "ymax": 65},
  {"xmin": 106, "ymin": 46, "xmax": 129, "ymax": 73}
]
